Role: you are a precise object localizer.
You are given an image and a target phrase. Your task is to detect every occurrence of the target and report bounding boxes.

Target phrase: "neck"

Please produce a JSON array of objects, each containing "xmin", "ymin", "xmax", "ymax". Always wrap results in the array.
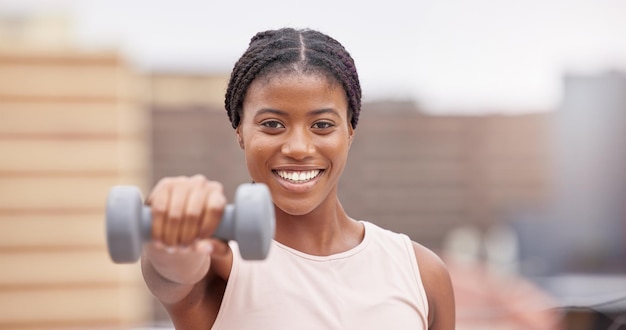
[{"xmin": 273, "ymin": 198, "xmax": 363, "ymax": 256}]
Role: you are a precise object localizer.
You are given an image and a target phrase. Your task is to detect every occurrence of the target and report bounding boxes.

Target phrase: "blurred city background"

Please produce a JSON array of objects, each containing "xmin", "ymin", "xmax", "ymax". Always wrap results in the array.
[{"xmin": 0, "ymin": 1, "xmax": 625, "ymax": 329}]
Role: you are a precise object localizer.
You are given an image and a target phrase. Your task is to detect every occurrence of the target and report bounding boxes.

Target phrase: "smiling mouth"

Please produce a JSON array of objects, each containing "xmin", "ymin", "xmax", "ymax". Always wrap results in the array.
[{"xmin": 274, "ymin": 169, "xmax": 323, "ymax": 183}]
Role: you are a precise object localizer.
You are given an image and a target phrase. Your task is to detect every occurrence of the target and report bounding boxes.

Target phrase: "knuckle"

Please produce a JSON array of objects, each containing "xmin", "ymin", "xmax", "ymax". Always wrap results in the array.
[
  {"xmin": 163, "ymin": 176, "xmax": 187, "ymax": 187},
  {"xmin": 205, "ymin": 204, "xmax": 219, "ymax": 215},
  {"xmin": 191, "ymin": 174, "xmax": 207, "ymax": 182},
  {"xmin": 205, "ymin": 180, "xmax": 224, "ymax": 192},
  {"xmin": 206, "ymin": 198, "xmax": 225, "ymax": 213},
  {"xmin": 156, "ymin": 175, "xmax": 208, "ymax": 191},
  {"xmin": 158, "ymin": 176, "xmax": 174, "ymax": 186}
]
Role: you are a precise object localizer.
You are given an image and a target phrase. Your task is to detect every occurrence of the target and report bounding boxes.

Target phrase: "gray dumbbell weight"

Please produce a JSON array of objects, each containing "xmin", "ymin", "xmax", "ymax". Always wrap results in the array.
[{"xmin": 106, "ymin": 183, "xmax": 275, "ymax": 263}]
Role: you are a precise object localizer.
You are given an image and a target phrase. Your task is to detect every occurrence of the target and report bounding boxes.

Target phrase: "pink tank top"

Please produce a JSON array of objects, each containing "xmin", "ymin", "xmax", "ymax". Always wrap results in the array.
[{"xmin": 212, "ymin": 221, "xmax": 429, "ymax": 329}]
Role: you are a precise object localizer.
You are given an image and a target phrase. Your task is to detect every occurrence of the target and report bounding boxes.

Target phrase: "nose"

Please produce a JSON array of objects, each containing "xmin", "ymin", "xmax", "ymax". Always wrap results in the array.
[{"xmin": 281, "ymin": 127, "xmax": 315, "ymax": 160}]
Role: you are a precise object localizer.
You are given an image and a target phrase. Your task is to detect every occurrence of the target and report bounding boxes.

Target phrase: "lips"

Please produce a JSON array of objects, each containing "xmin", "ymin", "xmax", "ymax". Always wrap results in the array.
[{"xmin": 273, "ymin": 169, "xmax": 323, "ymax": 183}]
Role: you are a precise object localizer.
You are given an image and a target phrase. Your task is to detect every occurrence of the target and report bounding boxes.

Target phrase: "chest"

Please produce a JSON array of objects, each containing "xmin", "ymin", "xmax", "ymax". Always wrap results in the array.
[{"xmin": 213, "ymin": 245, "xmax": 428, "ymax": 329}]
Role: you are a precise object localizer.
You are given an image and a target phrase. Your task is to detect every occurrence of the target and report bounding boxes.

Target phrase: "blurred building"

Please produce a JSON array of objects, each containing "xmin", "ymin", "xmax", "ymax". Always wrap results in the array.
[{"xmin": 0, "ymin": 13, "xmax": 151, "ymax": 329}]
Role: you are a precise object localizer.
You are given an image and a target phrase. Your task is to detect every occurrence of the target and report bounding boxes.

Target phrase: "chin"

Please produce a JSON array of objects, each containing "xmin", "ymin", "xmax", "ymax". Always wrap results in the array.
[{"xmin": 275, "ymin": 201, "xmax": 318, "ymax": 217}]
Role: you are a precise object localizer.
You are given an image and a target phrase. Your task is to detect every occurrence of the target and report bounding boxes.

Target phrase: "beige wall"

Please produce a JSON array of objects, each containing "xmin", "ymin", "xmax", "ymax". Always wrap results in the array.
[
  {"xmin": 148, "ymin": 73, "xmax": 229, "ymax": 109},
  {"xmin": 0, "ymin": 51, "xmax": 151, "ymax": 329}
]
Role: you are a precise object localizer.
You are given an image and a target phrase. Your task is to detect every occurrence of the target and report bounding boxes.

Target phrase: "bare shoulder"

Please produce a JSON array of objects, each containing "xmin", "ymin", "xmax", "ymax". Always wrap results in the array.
[{"xmin": 412, "ymin": 241, "xmax": 456, "ymax": 330}]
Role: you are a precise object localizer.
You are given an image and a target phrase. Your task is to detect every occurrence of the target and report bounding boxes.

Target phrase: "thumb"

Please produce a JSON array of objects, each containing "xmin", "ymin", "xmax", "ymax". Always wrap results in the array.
[
  {"xmin": 207, "ymin": 239, "xmax": 231, "ymax": 258},
  {"xmin": 193, "ymin": 239, "xmax": 214, "ymax": 254}
]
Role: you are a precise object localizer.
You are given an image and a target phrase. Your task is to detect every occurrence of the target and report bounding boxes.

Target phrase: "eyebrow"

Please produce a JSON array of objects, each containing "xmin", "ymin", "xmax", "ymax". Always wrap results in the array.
[{"xmin": 254, "ymin": 108, "xmax": 341, "ymax": 117}]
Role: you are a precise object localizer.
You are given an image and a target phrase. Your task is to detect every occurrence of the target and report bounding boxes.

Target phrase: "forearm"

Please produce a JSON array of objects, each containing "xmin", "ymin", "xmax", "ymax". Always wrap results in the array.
[{"xmin": 141, "ymin": 257, "xmax": 195, "ymax": 304}]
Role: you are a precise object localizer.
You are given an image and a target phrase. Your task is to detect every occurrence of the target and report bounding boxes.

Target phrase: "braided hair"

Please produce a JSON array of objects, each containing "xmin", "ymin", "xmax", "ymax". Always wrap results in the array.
[{"xmin": 225, "ymin": 28, "xmax": 362, "ymax": 129}]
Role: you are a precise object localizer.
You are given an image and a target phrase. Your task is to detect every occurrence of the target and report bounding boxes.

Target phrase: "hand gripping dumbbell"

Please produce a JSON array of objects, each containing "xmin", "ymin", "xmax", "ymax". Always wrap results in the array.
[{"xmin": 106, "ymin": 183, "xmax": 275, "ymax": 263}]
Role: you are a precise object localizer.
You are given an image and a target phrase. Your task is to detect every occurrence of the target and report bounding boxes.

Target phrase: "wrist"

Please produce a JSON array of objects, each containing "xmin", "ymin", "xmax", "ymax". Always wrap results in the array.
[{"xmin": 144, "ymin": 242, "xmax": 212, "ymax": 284}]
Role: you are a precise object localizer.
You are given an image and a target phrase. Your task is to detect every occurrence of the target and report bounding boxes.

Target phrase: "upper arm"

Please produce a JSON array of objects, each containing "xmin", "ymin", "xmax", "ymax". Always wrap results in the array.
[{"xmin": 412, "ymin": 242, "xmax": 456, "ymax": 330}]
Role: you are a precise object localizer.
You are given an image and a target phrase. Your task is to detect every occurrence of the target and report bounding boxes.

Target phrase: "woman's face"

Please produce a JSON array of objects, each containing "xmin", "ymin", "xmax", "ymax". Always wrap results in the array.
[{"xmin": 236, "ymin": 72, "xmax": 354, "ymax": 216}]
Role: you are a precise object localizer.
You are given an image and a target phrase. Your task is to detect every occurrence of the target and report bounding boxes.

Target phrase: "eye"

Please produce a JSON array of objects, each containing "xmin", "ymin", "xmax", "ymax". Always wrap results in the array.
[
  {"xmin": 312, "ymin": 121, "xmax": 335, "ymax": 129},
  {"xmin": 261, "ymin": 120, "xmax": 285, "ymax": 129}
]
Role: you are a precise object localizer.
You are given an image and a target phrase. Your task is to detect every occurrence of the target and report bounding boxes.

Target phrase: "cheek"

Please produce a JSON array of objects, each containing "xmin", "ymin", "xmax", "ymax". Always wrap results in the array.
[
  {"xmin": 246, "ymin": 134, "xmax": 268, "ymax": 151},
  {"xmin": 321, "ymin": 138, "xmax": 350, "ymax": 162},
  {"xmin": 243, "ymin": 136, "xmax": 273, "ymax": 162}
]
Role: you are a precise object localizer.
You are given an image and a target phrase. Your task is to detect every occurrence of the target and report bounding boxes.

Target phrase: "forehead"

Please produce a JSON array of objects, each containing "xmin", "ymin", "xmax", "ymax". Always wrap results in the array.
[
  {"xmin": 253, "ymin": 69, "xmax": 338, "ymax": 91},
  {"xmin": 244, "ymin": 71, "xmax": 347, "ymax": 108}
]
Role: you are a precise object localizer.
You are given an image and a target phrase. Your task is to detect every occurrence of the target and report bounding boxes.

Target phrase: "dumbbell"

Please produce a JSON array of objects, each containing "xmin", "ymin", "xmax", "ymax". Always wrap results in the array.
[{"xmin": 106, "ymin": 183, "xmax": 275, "ymax": 263}]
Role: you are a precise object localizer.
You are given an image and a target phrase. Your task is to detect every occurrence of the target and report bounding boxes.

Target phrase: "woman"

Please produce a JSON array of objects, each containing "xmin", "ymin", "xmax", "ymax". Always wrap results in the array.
[{"xmin": 142, "ymin": 27, "xmax": 455, "ymax": 329}]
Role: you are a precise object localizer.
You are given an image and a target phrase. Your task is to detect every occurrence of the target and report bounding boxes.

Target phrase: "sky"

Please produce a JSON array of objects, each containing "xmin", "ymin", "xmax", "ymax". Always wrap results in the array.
[{"xmin": 2, "ymin": 0, "xmax": 626, "ymax": 114}]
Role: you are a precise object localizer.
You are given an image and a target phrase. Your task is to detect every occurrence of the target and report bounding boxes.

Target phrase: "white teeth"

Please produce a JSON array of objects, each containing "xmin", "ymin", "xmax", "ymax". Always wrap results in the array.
[{"xmin": 276, "ymin": 170, "xmax": 321, "ymax": 183}]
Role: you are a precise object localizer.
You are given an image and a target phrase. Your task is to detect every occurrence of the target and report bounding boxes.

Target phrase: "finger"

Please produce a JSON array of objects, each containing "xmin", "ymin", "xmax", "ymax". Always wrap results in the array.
[
  {"xmin": 162, "ymin": 179, "xmax": 190, "ymax": 246},
  {"xmin": 198, "ymin": 182, "xmax": 226, "ymax": 239},
  {"xmin": 178, "ymin": 182, "xmax": 208, "ymax": 246},
  {"xmin": 146, "ymin": 177, "xmax": 172, "ymax": 205},
  {"xmin": 148, "ymin": 179, "xmax": 172, "ymax": 242}
]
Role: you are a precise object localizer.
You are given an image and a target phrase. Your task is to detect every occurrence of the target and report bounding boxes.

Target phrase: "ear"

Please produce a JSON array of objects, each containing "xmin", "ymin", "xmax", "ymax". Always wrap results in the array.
[
  {"xmin": 348, "ymin": 125, "xmax": 355, "ymax": 147},
  {"xmin": 235, "ymin": 125, "xmax": 244, "ymax": 149}
]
